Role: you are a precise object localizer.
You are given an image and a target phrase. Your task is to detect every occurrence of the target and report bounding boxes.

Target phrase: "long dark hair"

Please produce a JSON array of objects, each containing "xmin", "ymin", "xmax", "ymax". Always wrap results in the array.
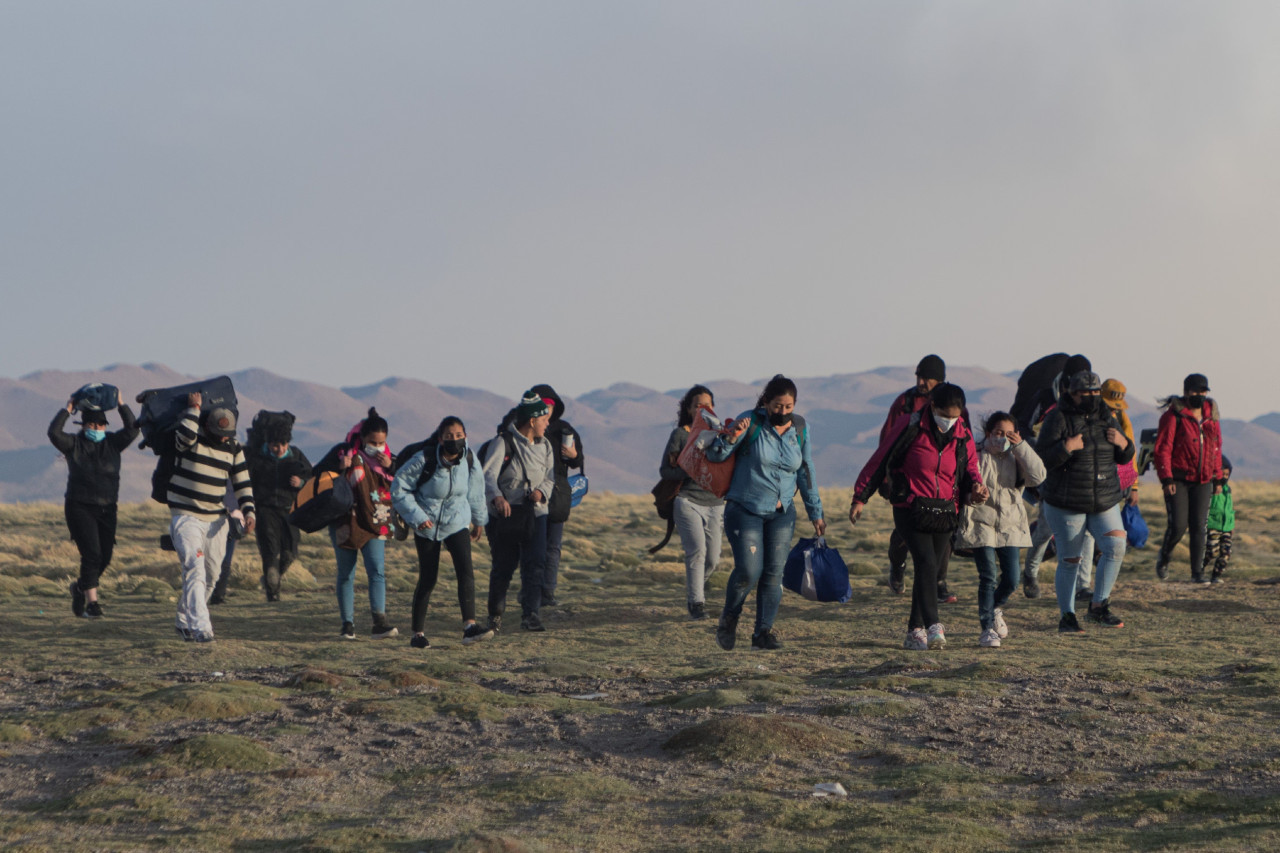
[
  {"xmin": 677, "ymin": 385, "xmax": 715, "ymax": 427},
  {"xmin": 930, "ymin": 383, "xmax": 966, "ymax": 411},
  {"xmin": 756, "ymin": 374, "xmax": 797, "ymax": 409},
  {"xmin": 432, "ymin": 416, "xmax": 465, "ymax": 441}
]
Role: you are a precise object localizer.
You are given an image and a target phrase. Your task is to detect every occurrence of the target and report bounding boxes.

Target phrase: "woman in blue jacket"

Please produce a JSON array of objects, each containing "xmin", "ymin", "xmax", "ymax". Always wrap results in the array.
[
  {"xmin": 706, "ymin": 375, "xmax": 825, "ymax": 651},
  {"xmin": 391, "ymin": 417, "xmax": 491, "ymax": 648}
]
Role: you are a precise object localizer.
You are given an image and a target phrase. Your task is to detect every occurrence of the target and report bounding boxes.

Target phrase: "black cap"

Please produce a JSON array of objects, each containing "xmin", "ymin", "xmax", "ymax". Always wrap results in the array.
[
  {"xmin": 1068, "ymin": 371, "xmax": 1103, "ymax": 393},
  {"xmin": 1184, "ymin": 373, "xmax": 1210, "ymax": 394},
  {"xmin": 916, "ymin": 354, "xmax": 946, "ymax": 382}
]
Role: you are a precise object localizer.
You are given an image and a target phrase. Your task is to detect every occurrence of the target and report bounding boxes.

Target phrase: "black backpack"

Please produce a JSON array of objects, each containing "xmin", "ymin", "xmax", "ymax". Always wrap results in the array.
[
  {"xmin": 136, "ymin": 376, "xmax": 239, "ymax": 505},
  {"xmin": 394, "ymin": 437, "xmax": 476, "ymax": 490},
  {"xmin": 246, "ymin": 410, "xmax": 295, "ymax": 449},
  {"xmin": 879, "ymin": 411, "xmax": 970, "ymax": 504}
]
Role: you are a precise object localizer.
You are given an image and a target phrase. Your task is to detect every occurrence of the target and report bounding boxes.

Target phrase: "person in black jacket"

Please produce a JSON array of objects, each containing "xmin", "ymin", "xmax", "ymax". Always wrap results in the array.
[
  {"xmin": 530, "ymin": 384, "xmax": 584, "ymax": 609},
  {"xmin": 245, "ymin": 422, "xmax": 312, "ymax": 601},
  {"xmin": 47, "ymin": 391, "xmax": 140, "ymax": 617},
  {"xmin": 1034, "ymin": 371, "xmax": 1134, "ymax": 634}
]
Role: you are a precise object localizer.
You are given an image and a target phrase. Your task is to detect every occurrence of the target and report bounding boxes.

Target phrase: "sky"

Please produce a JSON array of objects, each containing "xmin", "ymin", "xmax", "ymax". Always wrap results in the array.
[{"xmin": 2, "ymin": 1, "xmax": 1277, "ymax": 417}]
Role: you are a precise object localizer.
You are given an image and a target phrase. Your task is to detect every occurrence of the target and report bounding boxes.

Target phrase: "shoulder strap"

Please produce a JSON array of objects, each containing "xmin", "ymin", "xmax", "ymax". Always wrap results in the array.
[{"xmin": 887, "ymin": 411, "xmax": 923, "ymax": 471}]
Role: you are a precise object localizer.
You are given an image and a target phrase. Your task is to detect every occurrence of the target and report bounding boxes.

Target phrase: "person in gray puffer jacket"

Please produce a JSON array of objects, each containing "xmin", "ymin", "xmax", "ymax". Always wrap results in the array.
[
  {"xmin": 482, "ymin": 390, "xmax": 557, "ymax": 634},
  {"xmin": 1034, "ymin": 371, "xmax": 1135, "ymax": 634}
]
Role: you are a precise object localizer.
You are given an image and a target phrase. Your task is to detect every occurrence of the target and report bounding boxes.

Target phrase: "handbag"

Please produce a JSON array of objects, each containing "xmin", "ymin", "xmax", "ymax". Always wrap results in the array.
[
  {"xmin": 489, "ymin": 499, "xmax": 536, "ymax": 541},
  {"xmin": 289, "ymin": 471, "xmax": 355, "ymax": 533},
  {"xmin": 783, "ymin": 537, "xmax": 853, "ymax": 603},
  {"xmin": 676, "ymin": 407, "xmax": 737, "ymax": 498},
  {"xmin": 909, "ymin": 497, "xmax": 959, "ymax": 533},
  {"xmin": 1121, "ymin": 502, "xmax": 1149, "ymax": 548},
  {"xmin": 568, "ymin": 472, "xmax": 589, "ymax": 507},
  {"xmin": 647, "ymin": 478, "xmax": 683, "ymax": 554}
]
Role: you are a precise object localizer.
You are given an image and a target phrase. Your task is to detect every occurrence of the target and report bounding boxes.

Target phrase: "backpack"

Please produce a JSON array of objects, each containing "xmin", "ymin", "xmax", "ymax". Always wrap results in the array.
[
  {"xmin": 1136, "ymin": 428, "xmax": 1159, "ymax": 476},
  {"xmin": 246, "ymin": 410, "xmax": 295, "ymax": 449},
  {"xmin": 289, "ymin": 471, "xmax": 355, "ymax": 533},
  {"xmin": 393, "ymin": 437, "xmax": 476, "ymax": 491},
  {"xmin": 135, "ymin": 376, "xmax": 239, "ymax": 505},
  {"xmin": 647, "ymin": 478, "xmax": 682, "ymax": 554}
]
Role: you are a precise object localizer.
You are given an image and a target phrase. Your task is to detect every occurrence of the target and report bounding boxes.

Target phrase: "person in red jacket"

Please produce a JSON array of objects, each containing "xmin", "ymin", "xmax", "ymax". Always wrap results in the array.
[
  {"xmin": 1153, "ymin": 373, "xmax": 1224, "ymax": 584},
  {"xmin": 852, "ymin": 383, "xmax": 988, "ymax": 650}
]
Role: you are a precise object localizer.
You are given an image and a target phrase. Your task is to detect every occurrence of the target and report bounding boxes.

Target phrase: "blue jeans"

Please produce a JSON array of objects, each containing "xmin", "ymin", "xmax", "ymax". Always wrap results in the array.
[
  {"xmin": 329, "ymin": 528, "xmax": 387, "ymax": 624},
  {"xmin": 1041, "ymin": 502, "xmax": 1126, "ymax": 614},
  {"xmin": 973, "ymin": 546, "xmax": 1020, "ymax": 630},
  {"xmin": 721, "ymin": 501, "xmax": 795, "ymax": 636}
]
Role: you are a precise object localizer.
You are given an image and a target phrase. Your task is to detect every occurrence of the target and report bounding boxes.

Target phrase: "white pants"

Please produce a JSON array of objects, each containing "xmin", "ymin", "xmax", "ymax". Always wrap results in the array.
[{"xmin": 171, "ymin": 512, "xmax": 229, "ymax": 634}]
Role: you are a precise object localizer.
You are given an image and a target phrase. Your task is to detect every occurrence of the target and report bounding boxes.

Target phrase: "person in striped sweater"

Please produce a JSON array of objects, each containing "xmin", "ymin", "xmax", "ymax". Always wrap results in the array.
[{"xmin": 167, "ymin": 391, "xmax": 256, "ymax": 643}]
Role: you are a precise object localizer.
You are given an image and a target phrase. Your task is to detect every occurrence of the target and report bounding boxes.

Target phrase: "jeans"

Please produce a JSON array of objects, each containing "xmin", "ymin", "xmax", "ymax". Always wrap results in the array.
[
  {"xmin": 973, "ymin": 546, "xmax": 1021, "ymax": 630},
  {"xmin": 1026, "ymin": 501, "xmax": 1093, "ymax": 590},
  {"xmin": 722, "ymin": 501, "xmax": 795, "ymax": 636},
  {"xmin": 171, "ymin": 512, "xmax": 229, "ymax": 634},
  {"xmin": 489, "ymin": 513, "xmax": 548, "ymax": 620},
  {"xmin": 674, "ymin": 495, "xmax": 725, "ymax": 606},
  {"xmin": 893, "ymin": 507, "xmax": 951, "ymax": 630},
  {"xmin": 330, "ymin": 527, "xmax": 387, "ymax": 624},
  {"xmin": 412, "ymin": 528, "xmax": 475, "ymax": 631},
  {"xmin": 64, "ymin": 500, "xmax": 117, "ymax": 591},
  {"xmin": 1159, "ymin": 480, "xmax": 1214, "ymax": 579},
  {"xmin": 1041, "ymin": 502, "xmax": 1126, "ymax": 614},
  {"xmin": 543, "ymin": 521, "xmax": 564, "ymax": 599}
]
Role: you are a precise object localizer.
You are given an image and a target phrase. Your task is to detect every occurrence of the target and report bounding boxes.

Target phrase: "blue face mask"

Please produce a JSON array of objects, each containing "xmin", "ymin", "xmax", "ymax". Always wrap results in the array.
[{"xmin": 85, "ymin": 429, "xmax": 106, "ymax": 443}]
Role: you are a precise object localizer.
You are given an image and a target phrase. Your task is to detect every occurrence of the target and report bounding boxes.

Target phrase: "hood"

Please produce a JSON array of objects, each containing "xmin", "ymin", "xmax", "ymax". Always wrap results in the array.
[
  {"xmin": 530, "ymin": 384, "xmax": 566, "ymax": 422},
  {"xmin": 1170, "ymin": 396, "xmax": 1220, "ymax": 421}
]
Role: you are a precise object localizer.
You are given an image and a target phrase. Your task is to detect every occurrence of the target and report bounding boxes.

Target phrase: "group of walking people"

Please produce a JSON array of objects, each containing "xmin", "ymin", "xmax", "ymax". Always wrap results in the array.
[{"xmin": 657, "ymin": 356, "xmax": 1229, "ymax": 651}]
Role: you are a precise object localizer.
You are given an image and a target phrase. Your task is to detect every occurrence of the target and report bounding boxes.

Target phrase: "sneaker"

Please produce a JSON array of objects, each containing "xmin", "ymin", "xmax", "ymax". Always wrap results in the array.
[
  {"xmin": 193, "ymin": 630, "xmax": 215, "ymax": 644},
  {"xmin": 371, "ymin": 613, "xmax": 399, "ymax": 639},
  {"xmin": 888, "ymin": 563, "xmax": 906, "ymax": 594},
  {"xmin": 84, "ymin": 601, "xmax": 103, "ymax": 619},
  {"xmin": 1075, "ymin": 587, "xmax": 1093, "ymax": 602},
  {"xmin": 716, "ymin": 612, "xmax": 739, "ymax": 651},
  {"xmin": 903, "ymin": 628, "xmax": 928, "ymax": 651},
  {"xmin": 1155, "ymin": 559, "xmax": 1169, "ymax": 580},
  {"xmin": 208, "ymin": 590, "xmax": 226, "ymax": 606},
  {"xmin": 542, "ymin": 595, "xmax": 559, "ymax": 608},
  {"xmin": 688, "ymin": 601, "xmax": 708, "ymax": 621},
  {"xmin": 340, "ymin": 621, "xmax": 356, "ymax": 640},
  {"xmin": 993, "ymin": 608, "xmax": 1008, "ymax": 639},
  {"xmin": 265, "ymin": 591, "xmax": 280, "ymax": 603},
  {"xmin": 410, "ymin": 634, "xmax": 429, "ymax": 649},
  {"xmin": 264, "ymin": 565, "xmax": 281, "ymax": 598},
  {"xmin": 751, "ymin": 630, "xmax": 782, "ymax": 651},
  {"xmin": 1023, "ymin": 576, "xmax": 1041, "ymax": 599},
  {"xmin": 520, "ymin": 613, "xmax": 546, "ymax": 632},
  {"xmin": 1192, "ymin": 574, "xmax": 1211, "ymax": 586},
  {"xmin": 1084, "ymin": 599, "xmax": 1124, "ymax": 628},
  {"xmin": 926, "ymin": 623, "xmax": 947, "ymax": 650},
  {"xmin": 979, "ymin": 628, "xmax": 1001, "ymax": 648},
  {"xmin": 1058, "ymin": 612, "xmax": 1085, "ymax": 634},
  {"xmin": 487, "ymin": 614, "xmax": 502, "ymax": 636},
  {"xmin": 462, "ymin": 623, "xmax": 494, "ymax": 645},
  {"xmin": 1211, "ymin": 571, "xmax": 1225, "ymax": 585},
  {"xmin": 70, "ymin": 581, "xmax": 85, "ymax": 617},
  {"xmin": 938, "ymin": 586, "xmax": 958, "ymax": 605},
  {"xmin": 176, "ymin": 626, "xmax": 194, "ymax": 642}
]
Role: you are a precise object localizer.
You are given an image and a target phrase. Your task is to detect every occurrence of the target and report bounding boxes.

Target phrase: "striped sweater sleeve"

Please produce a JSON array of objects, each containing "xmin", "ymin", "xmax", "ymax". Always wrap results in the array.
[{"xmin": 230, "ymin": 447, "xmax": 255, "ymax": 517}]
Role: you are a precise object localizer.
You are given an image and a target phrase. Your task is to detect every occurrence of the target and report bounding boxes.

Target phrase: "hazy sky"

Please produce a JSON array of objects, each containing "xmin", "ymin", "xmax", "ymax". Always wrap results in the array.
[{"xmin": 3, "ymin": 2, "xmax": 1277, "ymax": 417}]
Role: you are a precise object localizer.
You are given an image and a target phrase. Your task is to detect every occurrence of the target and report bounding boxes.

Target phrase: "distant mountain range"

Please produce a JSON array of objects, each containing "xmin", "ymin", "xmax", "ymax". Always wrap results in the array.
[{"xmin": 4, "ymin": 363, "xmax": 1278, "ymax": 503}]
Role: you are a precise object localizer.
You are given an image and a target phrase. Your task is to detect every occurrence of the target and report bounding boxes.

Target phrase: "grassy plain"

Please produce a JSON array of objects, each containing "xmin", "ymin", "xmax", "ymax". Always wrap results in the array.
[{"xmin": 2, "ymin": 483, "xmax": 1280, "ymax": 851}]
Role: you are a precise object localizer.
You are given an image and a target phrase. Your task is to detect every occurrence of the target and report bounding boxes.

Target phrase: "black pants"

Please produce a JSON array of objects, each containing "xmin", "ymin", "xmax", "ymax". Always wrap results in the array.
[
  {"xmin": 256, "ymin": 506, "xmax": 300, "ymax": 579},
  {"xmin": 412, "ymin": 528, "xmax": 475, "ymax": 632},
  {"xmin": 894, "ymin": 507, "xmax": 952, "ymax": 630},
  {"xmin": 488, "ymin": 514, "xmax": 548, "ymax": 620},
  {"xmin": 889, "ymin": 527, "xmax": 953, "ymax": 589},
  {"xmin": 65, "ymin": 500, "xmax": 117, "ymax": 591},
  {"xmin": 1159, "ymin": 480, "xmax": 1213, "ymax": 578}
]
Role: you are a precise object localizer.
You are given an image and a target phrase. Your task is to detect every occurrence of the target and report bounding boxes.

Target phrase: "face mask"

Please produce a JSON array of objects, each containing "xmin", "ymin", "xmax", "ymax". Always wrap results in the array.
[
  {"xmin": 933, "ymin": 413, "xmax": 959, "ymax": 433},
  {"xmin": 986, "ymin": 435, "xmax": 1010, "ymax": 454},
  {"xmin": 364, "ymin": 443, "xmax": 385, "ymax": 457},
  {"xmin": 1186, "ymin": 394, "xmax": 1206, "ymax": 408},
  {"xmin": 441, "ymin": 438, "xmax": 466, "ymax": 457},
  {"xmin": 768, "ymin": 412, "xmax": 792, "ymax": 427},
  {"xmin": 1078, "ymin": 396, "xmax": 1099, "ymax": 413},
  {"xmin": 85, "ymin": 429, "xmax": 106, "ymax": 443}
]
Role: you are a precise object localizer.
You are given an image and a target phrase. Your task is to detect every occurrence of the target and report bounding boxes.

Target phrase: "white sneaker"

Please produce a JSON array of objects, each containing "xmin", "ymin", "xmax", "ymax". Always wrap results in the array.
[
  {"xmin": 980, "ymin": 628, "xmax": 1001, "ymax": 648},
  {"xmin": 903, "ymin": 628, "xmax": 928, "ymax": 651},
  {"xmin": 993, "ymin": 608, "xmax": 1009, "ymax": 639},
  {"xmin": 927, "ymin": 623, "xmax": 947, "ymax": 650}
]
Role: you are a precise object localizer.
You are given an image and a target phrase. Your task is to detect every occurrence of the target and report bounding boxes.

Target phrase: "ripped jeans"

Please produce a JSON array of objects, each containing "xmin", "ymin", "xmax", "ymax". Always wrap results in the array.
[
  {"xmin": 721, "ymin": 501, "xmax": 795, "ymax": 637},
  {"xmin": 1041, "ymin": 501, "xmax": 1126, "ymax": 614}
]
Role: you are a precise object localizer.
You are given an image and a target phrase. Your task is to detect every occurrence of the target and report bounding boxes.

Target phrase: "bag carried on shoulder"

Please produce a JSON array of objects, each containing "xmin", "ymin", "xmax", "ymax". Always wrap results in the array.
[
  {"xmin": 676, "ymin": 407, "xmax": 735, "ymax": 498},
  {"xmin": 1121, "ymin": 502, "xmax": 1149, "ymax": 549},
  {"xmin": 647, "ymin": 478, "xmax": 682, "ymax": 554},
  {"xmin": 909, "ymin": 497, "xmax": 959, "ymax": 533},
  {"xmin": 783, "ymin": 537, "xmax": 853, "ymax": 603},
  {"xmin": 289, "ymin": 470, "xmax": 355, "ymax": 533},
  {"xmin": 480, "ymin": 432, "xmax": 538, "ymax": 541}
]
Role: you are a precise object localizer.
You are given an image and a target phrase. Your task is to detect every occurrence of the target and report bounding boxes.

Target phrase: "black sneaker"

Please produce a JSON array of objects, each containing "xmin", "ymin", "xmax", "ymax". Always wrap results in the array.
[
  {"xmin": 1155, "ymin": 559, "xmax": 1169, "ymax": 580},
  {"xmin": 716, "ymin": 612, "xmax": 739, "ymax": 651},
  {"xmin": 543, "ymin": 595, "xmax": 559, "ymax": 608},
  {"xmin": 1211, "ymin": 571, "xmax": 1225, "ymax": 585},
  {"xmin": 751, "ymin": 630, "xmax": 782, "ymax": 651},
  {"xmin": 264, "ymin": 566, "xmax": 281, "ymax": 600},
  {"xmin": 1023, "ymin": 576, "xmax": 1041, "ymax": 599},
  {"xmin": 176, "ymin": 625, "xmax": 194, "ymax": 642},
  {"xmin": 888, "ymin": 563, "xmax": 906, "ymax": 594},
  {"xmin": 688, "ymin": 601, "xmax": 708, "ymax": 620},
  {"xmin": 487, "ymin": 614, "xmax": 502, "ymax": 636},
  {"xmin": 462, "ymin": 623, "xmax": 495, "ymax": 645},
  {"xmin": 371, "ymin": 613, "xmax": 399, "ymax": 639},
  {"xmin": 1058, "ymin": 612, "xmax": 1085, "ymax": 634},
  {"xmin": 1084, "ymin": 599, "xmax": 1124, "ymax": 628},
  {"xmin": 84, "ymin": 601, "xmax": 103, "ymax": 619},
  {"xmin": 340, "ymin": 621, "xmax": 356, "ymax": 640},
  {"xmin": 1075, "ymin": 587, "xmax": 1093, "ymax": 602},
  {"xmin": 410, "ymin": 634, "xmax": 429, "ymax": 649},
  {"xmin": 70, "ymin": 581, "xmax": 85, "ymax": 617},
  {"xmin": 208, "ymin": 590, "xmax": 226, "ymax": 606},
  {"xmin": 1192, "ymin": 574, "xmax": 1211, "ymax": 586},
  {"xmin": 938, "ymin": 585, "xmax": 958, "ymax": 605},
  {"xmin": 520, "ymin": 613, "xmax": 546, "ymax": 632}
]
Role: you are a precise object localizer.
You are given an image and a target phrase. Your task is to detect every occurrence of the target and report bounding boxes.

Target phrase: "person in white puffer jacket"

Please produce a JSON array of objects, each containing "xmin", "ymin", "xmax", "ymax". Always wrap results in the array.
[{"xmin": 955, "ymin": 411, "xmax": 1047, "ymax": 648}]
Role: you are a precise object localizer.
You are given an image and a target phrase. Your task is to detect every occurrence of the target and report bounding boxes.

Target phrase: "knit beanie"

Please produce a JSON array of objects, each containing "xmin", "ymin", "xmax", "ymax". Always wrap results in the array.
[
  {"xmin": 915, "ymin": 354, "xmax": 946, "ymax": 383},
  {"xmin": 516, "ymin": 390, "xmax": 552, "ymax": 421}
]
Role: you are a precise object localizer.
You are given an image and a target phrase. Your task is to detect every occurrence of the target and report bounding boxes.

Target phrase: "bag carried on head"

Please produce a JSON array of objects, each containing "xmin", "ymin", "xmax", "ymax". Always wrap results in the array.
[
  {"xmin": 289, "ymin": 470, "xmax": 355, "ymax": 533},
  {"xmin": 247, "ymin": 410, "xmax": 295, "ymax": 449},
  {"xmin": 71, "ymin": 383, "xmax": 119, "ymax": 413},
  {"xmin": 135, "ymin": 376, "xmax": 239, "ymax": 504},
  {"xmin": 783, "ymin": 537, "xmax": 853, "ymax": 603}
]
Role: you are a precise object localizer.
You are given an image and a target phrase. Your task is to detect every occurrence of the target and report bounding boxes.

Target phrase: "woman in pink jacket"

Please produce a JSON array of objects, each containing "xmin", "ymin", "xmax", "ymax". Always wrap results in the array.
[{"xmin": 850, "ymin": 384, "xmax": 988, "ymax": 650}]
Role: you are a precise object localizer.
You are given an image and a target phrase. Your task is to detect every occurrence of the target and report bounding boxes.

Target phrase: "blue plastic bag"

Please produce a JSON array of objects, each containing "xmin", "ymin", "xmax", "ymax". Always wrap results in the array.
[
  {"xmin": 1122, "ymin": 502, "xmax": 1149, "ymax": 548},
  {"xmin": 783, "ymin": 537, "xmax": 853, "ymax": 603},
  {"xmin": 568, "ymin": 473, "xmax": 589, "ymax": 507}
]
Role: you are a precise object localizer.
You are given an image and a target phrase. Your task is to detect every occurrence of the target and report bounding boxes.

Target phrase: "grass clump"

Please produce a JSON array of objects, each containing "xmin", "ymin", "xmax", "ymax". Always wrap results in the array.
[
  {"xmin": 0, "ymin": 722, "xmax": 34, "ymax": 743},
  {"xmin": 164, "ymin": 734, "xmax": 284, "ymax": 771},
  {"xmin": 483, "ymin": 771, "xmax": 638, "ymax": 805},
  {"xmin": 140, "ymin": 682, "xmax": 281, "ymax": 721},
  {"xmin": 663, "ymin": 714, "xmax": 857, "ymax": 762}
]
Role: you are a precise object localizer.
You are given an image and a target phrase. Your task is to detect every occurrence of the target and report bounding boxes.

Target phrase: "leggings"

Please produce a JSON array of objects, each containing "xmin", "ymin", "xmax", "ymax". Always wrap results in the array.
[
  {"xmin": 411, "ymin": 528, "xmax": 475, "ymax": 631},
  {"xmin": 1159, "ymin": 480, "xmax": 1213, "ymax": 578},
  {"xmin": 893, "ymin": 508, "xmax": 951, "ymax": 630}
]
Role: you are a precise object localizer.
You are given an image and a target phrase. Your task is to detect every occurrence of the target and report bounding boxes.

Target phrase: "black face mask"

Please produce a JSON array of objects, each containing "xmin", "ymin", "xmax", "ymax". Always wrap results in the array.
[
  {"xmin": 768, "ymin": 411, "xmax": 792, "ymax": 427},
  {"xmin": 1186, "ymin": 394, "xmax": 1206, "ymax": 408},
  {"xmin": 1078, "ymin": 396, "xmax": 1100, "ymax": 414},
  {"xmin": 441, "ymin": 438, "xmax": 466, "ymax": 457}
]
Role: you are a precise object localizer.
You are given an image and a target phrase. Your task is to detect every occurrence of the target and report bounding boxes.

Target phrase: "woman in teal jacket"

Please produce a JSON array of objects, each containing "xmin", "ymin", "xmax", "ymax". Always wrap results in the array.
[
  {"xmin": 392, "ymin": 417, "xmax": 491, "ymax": 648},
  {"xmin": 705, "ymin": 375, "xmax": 825, "ymax": 652}
]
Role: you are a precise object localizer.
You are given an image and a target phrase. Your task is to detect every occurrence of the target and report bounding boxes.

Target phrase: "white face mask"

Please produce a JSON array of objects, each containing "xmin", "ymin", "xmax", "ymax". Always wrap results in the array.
[
  {"xmin": 933, "ymin": 413, "xmax": 959, "ymax": 433},
  {"xmin": 986, "ymin": 435, "xmax": 1011, "ymax": 454},
  {"xmin": 364, "ymin": 443, "xmax": 385, "ymax": 457}
]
